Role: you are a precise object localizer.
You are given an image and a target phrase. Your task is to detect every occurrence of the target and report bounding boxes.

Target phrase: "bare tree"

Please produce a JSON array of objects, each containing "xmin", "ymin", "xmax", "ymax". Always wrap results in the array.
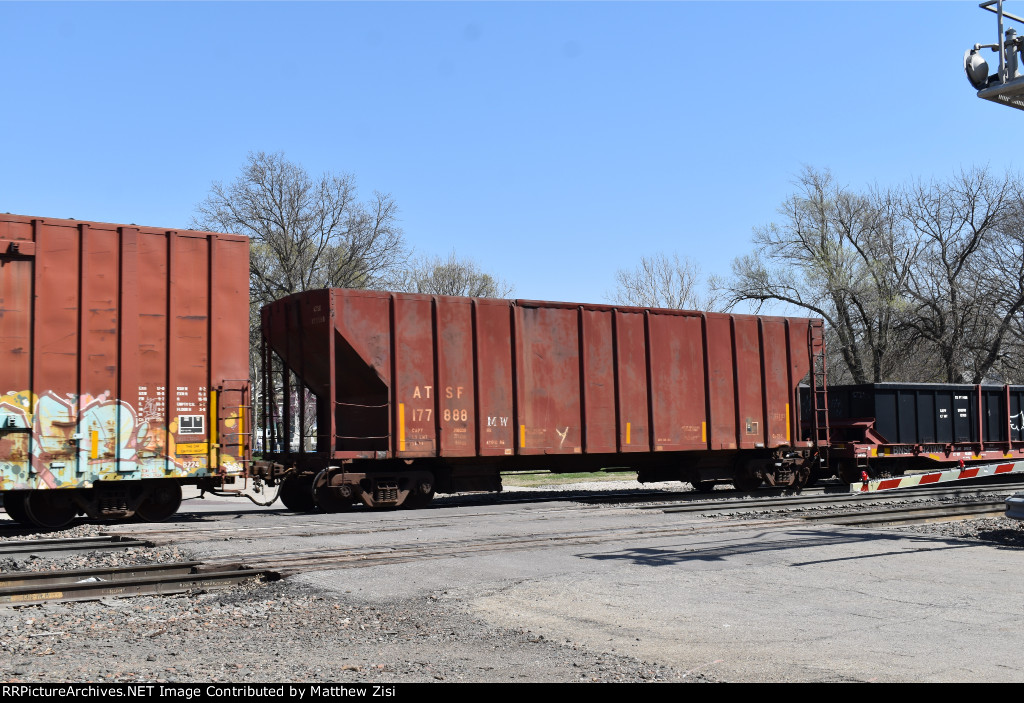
[
  {"xmin": 982, "ymin": 196, "xmax": 1024, "ymax": 383},
  {"xmin": 899, "ymin": 168, "xmax": 1024, "ymax": 383},
  {"xmin": 192, "ymin": 151, "xmax": 408, "ymax": 451},
  {"xmin": 721, "ymin": 166, "xmax": 1024, "ymax": 385},
  {"xmin": 391, "ymin": 251, "xmax": 514, "ymax": 298},
  {"xmin": 721, "ymin": 167, "xmax": 917, "ymax": 383},
  {"xmin": 193, "ymin": 151, "xmax": 408, "ymax": 308},
  {"xmin": 611, "ymin": 252, "xmax": 721, "ymax": 310}
]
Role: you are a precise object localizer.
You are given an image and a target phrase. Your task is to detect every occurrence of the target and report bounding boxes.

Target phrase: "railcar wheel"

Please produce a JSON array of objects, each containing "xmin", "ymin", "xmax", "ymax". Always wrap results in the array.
[
  {"xmin": 402, "ymin": 485, "xmax": 436, "ymax": 509},
  {"xmin": 3, "ymin": 491, "xmax": 32, "ymax": 525},
  {"xmin": 836, "ymin": 461, "xmax": 861, "ymax": 485},
  {"xmin": 732, "ymin": 470, "xmax": 762, "ymax": 492},
  {"xmin": 790, "ymin": 467, "xmax": 812, "ymax": 491},
  {"xmin": 135, "ymin": 480, "xmax": 182, "ymax": 522},
  {"xmin": 23, "ymin": 490, "xmax": 79, "ymax": 530},
  {"xmin": 279, "ymin": 474, "xmax": 317, "ymax": 512},
  {"xmin": 692, "ymin": 480, "xmax": 716, "ymax": 493},
  {"xmin": 313, "ymin": 469, "xmax": 354, "ymax": 513}
]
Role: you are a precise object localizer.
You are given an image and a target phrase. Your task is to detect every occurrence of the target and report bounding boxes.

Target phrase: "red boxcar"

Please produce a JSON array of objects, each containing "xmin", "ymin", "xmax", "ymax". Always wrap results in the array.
[
  {"xmin": 0, "ymin": 214, "xmax": 250, "ymax": 527},
  {"xmin": 258, "ymin": 289, "xmax": 823, "ymax": 510}
]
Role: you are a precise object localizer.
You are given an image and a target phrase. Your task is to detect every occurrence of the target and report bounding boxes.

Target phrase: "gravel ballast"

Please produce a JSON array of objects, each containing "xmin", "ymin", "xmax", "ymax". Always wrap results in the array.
[{"xmin": 0, "ymin": 521, "xmax": 697, "ymax": 683}]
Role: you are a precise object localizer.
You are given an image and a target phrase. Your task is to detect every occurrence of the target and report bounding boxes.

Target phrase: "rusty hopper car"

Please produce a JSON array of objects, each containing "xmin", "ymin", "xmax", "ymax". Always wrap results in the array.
[
  {"xmin": 0, "ymin": 214, "xmax": 251, "ymax": 528},
  {"xmin": 256, "ymin": 288, "xmax": 824, "ymax": 511}
]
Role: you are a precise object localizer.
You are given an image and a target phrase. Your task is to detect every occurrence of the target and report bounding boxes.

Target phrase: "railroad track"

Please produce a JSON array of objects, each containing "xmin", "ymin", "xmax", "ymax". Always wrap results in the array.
[
  {"xmin": 0, "ymin": 483, "xmax": 1011, "ymax": 603},
  {"xmin": 0, "ymin": 561, "xmax": 276, "ymax": 606},
  {"xmin": 99, "ymin": 499, "xmax": 620, "ymax": 544},
  {"xmin": 798, "ymin": 500, "xmax": 1008, "ymax": 527},
  {"xmin": 107, "ymin": 481, "xmax": 1019, "ymax": 548},
  {"xmin": 0, "ymin": 536, "xmax": 150, "ymax": 557},
  {"xmin": 484, "ymin": 474, "xmax": 1024, "ymax": 508},
  {"xmin": 156, "ymin": 485, "xmax": 1017, "ymax": 574},
  {"xmin": 194, "ymin": 498, "xmax": 1009, "ymax": 575},
  {"xmin": 195, "ymin": 516, "xmax": 810, "ymax": 575},
  {"xmin": 657, "ymin": 482, "xmax": 1020, "ymax": 515},
  {"xmin": 1, "ymin": 495, "xmax": 1004, "ymax": 603}
]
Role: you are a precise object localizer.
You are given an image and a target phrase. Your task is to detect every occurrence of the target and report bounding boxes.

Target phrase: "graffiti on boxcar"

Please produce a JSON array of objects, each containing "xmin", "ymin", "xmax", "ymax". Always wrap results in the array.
[
  {"xmin": 0, "ymin": 389, "xmax": 240, "ymax": 491},
  {"xmin": 556, "ymin": 426, "xmax": 569, "ymax": 448}
]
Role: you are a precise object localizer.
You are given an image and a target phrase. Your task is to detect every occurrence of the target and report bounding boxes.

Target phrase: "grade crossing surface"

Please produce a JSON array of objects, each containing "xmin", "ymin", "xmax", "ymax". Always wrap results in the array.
[{"xmin": 85, "ymin": 484, "xmax": 1024, "ymax": 683}]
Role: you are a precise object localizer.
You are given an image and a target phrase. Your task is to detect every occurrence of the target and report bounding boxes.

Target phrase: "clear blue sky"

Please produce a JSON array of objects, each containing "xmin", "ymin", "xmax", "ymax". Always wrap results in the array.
[{"xmin": 1, "ymin": 1, "xmax": 1018, "ymax": 307}]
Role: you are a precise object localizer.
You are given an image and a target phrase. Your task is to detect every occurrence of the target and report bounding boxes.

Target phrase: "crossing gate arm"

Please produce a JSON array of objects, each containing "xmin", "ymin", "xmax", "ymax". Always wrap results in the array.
[{"xmin": 854, "ymin": 460, "xmax": 1024, "ymax": 492}]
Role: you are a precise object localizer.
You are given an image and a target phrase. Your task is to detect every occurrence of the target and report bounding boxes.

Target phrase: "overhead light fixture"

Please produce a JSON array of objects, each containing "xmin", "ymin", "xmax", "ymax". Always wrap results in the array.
[{"xmin": 965, "ymin": 48, "xmax": 991, "ymax": 89}]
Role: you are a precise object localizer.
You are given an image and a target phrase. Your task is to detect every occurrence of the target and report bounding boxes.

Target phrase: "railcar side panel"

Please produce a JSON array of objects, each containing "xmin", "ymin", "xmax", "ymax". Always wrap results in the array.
[
  {"xmin": 434, "ymin": 298, "xmax": 475, "ymax": 456},
  {"xmin": 169, "ymin": 234, "xmax": 211, "ymax": 473},
  {"xmin": 982, "ymin": 389, "xmax": 1003, "ymax": 443},
  {"xmin": 786, "ymin": 319, "xmax": 812, "ymax": 443},
  {"xmin": 328, "ymin": 290, "xmax": 390, "ymax": 454},
  {"xmin": 581, "ymin": 309, "xmax": 617, "ymax": 454},
  {"xmin": 394, "ymin": 296, "xmax": 437, "ymax": 457},
  {"xmin": 917, "ymin": 392, "xmax": 937, "ymax": 444},
  {"xmin": 0, "ymin": 225, "xmax": 33, "ymax": 469},
  {"xmin": 734, "ymin": 316, "xmax": 765, "ymax": 450},
  {"xmin": 474, "ymin": 299, "xmax": 514, "ymax": 456},
  {"xmin": 515, "ymin": 304, "xmax": 582, "ymax": 455},
  {"xmin": 137, "ymin": 230, "xmax": 168, "ymax": 447},
  {"xmin": 33, "ymin": 222, "xmax": 81, "ymax": 484},
  {"xmin": 648, "ymin": 312, "xmax": 707, "ymax": 452},
  {"xmin": 761, "ymin": 318, "xmax": 791, "ymax": 446},
  {"xmin": 1010, "ymin": 388, "xmax": 1024, "ymax": 442},
  {"xmin": 706, "ymin": 314, "xmax": 737, "ymax": 450},
  {"xmin": 613, "ymin": 310, "xmax": 650, "ymax": 453}
]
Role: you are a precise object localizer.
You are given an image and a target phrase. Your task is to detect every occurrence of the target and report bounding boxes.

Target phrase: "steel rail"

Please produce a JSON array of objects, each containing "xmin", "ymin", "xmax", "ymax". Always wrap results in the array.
[
  {"xmin": 658, "ymin": 484, "xmax": 1021, "ymax": 515},
  {"xmin": 797, "ymin": 500, "xmax": 1008, "ymax": 527},
  {"xmin": 0, "ymin": 536, "xmax": 150, "ymax": 556},
  {"xmin": 0, "ymin": 562, "xmax": 276, "ymax": 606},
  {"xmin": 0, "ymin": 561, "xmax": 204, "ymax": 588}
]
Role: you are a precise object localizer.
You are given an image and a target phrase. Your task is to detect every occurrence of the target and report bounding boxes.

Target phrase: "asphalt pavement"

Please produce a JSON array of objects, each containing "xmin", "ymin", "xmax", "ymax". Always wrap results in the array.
[{"xmin": 132, "ymin": 492, "xmax": 1024, "ymax": 683}]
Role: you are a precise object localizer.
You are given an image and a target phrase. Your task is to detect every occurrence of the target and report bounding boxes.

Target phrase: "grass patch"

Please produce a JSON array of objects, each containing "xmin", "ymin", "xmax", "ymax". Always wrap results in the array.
[{"xmin": 501, "ymin": 470, "xmax": 638, "ymax": 488}]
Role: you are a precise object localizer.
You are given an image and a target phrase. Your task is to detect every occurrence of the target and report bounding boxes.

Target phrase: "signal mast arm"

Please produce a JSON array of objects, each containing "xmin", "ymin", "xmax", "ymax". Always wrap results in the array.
[{"xmin": 965, "ymin": 1, "xmax": 1024, "ymax": 108}]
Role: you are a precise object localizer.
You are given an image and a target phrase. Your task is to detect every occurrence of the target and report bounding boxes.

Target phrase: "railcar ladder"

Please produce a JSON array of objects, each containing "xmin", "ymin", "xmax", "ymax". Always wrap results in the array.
[
  {"xmin": 808, "ymin": 320, "xmax": 830, "ymax": 472},
  {"xmin": 211, "ymin": 381, "xmax": 253, "ymax": 484}
]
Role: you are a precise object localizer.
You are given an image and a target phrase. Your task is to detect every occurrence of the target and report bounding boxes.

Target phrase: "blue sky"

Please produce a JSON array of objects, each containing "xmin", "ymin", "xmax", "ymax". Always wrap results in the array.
[{"xmin": 1, "ymin": 1, "xmax": 1019, "ymax": 308}]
